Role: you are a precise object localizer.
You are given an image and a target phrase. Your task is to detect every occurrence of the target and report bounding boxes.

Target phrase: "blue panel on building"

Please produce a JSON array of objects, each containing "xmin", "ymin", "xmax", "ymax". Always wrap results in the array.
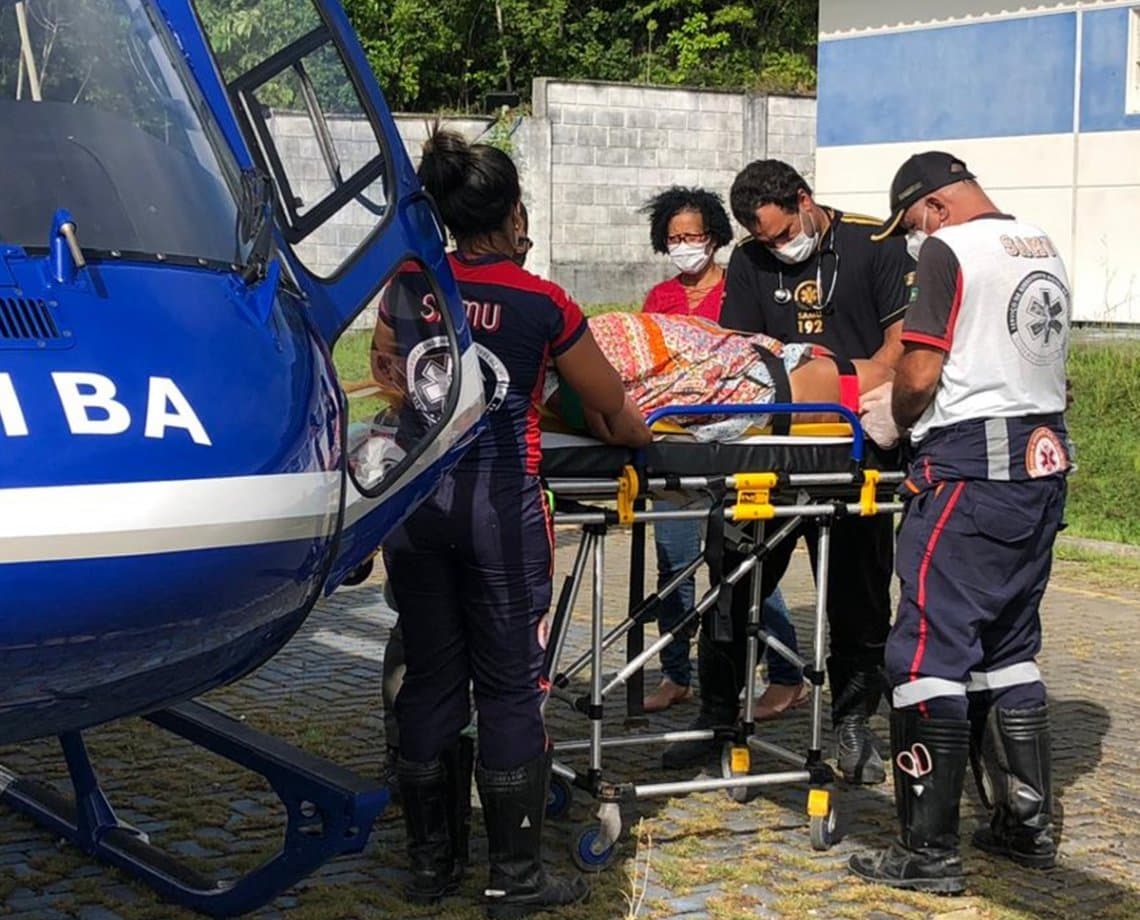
[
  {"xmin": 818, "ymin": 14, "xmax": 1077, "ymax": 146},
  {"xmin": 1080, "ymin": 7, "xmax": 1140, "ymax": 133}
]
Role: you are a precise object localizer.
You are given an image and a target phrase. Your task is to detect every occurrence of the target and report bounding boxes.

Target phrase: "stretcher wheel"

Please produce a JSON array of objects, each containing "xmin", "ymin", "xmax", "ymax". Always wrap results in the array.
[
  {"xmin": 546, "ymin": 774, "xmax": 573, "ymax": 820},
  {"xmin": 807, "ymin": 788, "xmax": 837, "ymax": 850},
  {"xmin": 720, "ymin": 741, "xmax": 759, "ymax": 804},
  {"xmin": 570, "ymin": 824, "xmax": 618, "ymax": 872}
]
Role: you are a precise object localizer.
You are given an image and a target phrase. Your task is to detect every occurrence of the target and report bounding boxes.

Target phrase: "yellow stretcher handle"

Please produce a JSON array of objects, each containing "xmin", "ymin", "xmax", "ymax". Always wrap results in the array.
[
  {"xmin": 734, "ymin": 471, "xmax": 777, "ymax": 521},
  {"xmin": 616, "ymin": 465, "xmax": 639, "ymax": 525},
  {"xmin": 860, "ymin": 469, "xmax": 881, "ymax": 516}
]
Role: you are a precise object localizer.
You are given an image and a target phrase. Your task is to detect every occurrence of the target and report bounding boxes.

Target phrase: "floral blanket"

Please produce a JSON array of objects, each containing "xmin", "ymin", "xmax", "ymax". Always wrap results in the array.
[{"xmin": 586, "ymin": 312, "xmax": 811, "ymax": 440}]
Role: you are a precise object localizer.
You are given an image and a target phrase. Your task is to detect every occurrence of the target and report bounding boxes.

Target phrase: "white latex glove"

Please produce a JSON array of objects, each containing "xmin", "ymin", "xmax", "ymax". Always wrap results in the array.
[{"xmin": 859, "ymin": 381, "xmax": 900, "ymax": 449}]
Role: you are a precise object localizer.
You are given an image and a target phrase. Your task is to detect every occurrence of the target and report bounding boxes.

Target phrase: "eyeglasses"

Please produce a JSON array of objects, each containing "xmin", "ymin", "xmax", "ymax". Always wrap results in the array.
[{"xmin": 665, "ymin": 231, "xmax": 710, "ymax": 246}]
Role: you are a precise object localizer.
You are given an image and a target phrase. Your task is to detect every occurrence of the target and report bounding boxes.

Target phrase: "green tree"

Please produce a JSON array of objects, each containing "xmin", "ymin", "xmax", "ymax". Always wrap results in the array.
[{"xmin": 339, "ymin": 0, "xmax": 817, "ymax": 112}]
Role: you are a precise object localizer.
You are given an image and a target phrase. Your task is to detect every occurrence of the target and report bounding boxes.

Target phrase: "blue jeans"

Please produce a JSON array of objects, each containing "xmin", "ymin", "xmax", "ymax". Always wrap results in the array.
[
  {"xmin": 652, "ymin": 500, "xmax": 701, "ymax": 687},
  {"xmin": 762, "ymin": 587, "xmax": 802, "ymax": 686}
]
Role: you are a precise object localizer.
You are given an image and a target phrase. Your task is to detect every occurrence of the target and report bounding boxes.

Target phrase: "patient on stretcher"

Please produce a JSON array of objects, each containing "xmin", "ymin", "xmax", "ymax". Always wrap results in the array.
[{"xmin": 546, "ymin": 312, "xmax": 894, "ymax": 442}]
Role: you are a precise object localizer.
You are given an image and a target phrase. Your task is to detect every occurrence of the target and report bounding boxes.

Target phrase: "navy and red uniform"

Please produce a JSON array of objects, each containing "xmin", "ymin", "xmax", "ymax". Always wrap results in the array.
[
  {"xmin": 886, "ymin": 216, "xmax": 1071, "ymax": 721},
  {"xmin": 381, "ymin": 253, "xmax": 586, "ymax": 770}
]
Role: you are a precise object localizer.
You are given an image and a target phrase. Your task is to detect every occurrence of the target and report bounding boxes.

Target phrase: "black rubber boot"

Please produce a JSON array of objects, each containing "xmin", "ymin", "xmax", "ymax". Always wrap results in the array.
[
  {"xmin": 662, "ymin": 633, "xmax": 740, "ymax": 770},
  {"xmin": 397, "ymin": 745, "xmax": 468, "ymax": 904},
  {"xmin": 443, "ymin": 734, "xmax": 475, "ymax": 868},
  {"xmin": 972, "ymin": 704, "xmax": 1056, "ymax": 868},
  {"xmin": 849, "ymin": 709, "xmax": 969, "ymax": 894},
  {"xmin": 830, "ymin": 656, "xmax": 886, "ymax": 784},
  {"xmin": 476, "ymin": 750, "xmax": 589, "ymax": 919}
]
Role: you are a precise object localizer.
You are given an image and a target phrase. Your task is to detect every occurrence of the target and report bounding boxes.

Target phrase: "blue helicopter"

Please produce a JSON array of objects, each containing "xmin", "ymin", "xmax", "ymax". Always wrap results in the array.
[{"xmin": 0, "ymin": 0, "xmax": 485, "ymax": 913}]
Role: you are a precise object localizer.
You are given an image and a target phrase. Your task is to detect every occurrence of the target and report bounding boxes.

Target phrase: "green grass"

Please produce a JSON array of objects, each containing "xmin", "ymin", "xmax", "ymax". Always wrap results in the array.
[
  {"xmin": 582, "ymin": 301, "xmax": 637, "ymax": 317},
  {"xmin": 1064, "ymin": 340, "xmax": 1140, "ymax": 544},
  {"xmin": 333, "ymin": 330, "xmax": 386, "ymax": 424},
  {"xmin": 1054, "ymin": 544, "xmax": 1140, "ymax": 593}
]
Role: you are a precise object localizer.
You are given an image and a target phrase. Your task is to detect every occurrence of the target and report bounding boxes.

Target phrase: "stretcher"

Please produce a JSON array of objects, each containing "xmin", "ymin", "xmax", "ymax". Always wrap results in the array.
[{"xmin": 537, "ymin": 403, "xmax": 905, "ymax": 869}]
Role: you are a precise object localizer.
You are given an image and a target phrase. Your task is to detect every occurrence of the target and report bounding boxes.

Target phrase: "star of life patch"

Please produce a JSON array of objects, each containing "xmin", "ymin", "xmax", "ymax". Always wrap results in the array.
[
  {"xmin": 1025, "ymin": 427, "xmax": 1069, "ymax": 478},
  {"xmin": 406, "ymin": 336, "xmax": 511, "ymax": 422},
  {"xmin": 1006, "ymin": 271, "xmax": 1069, "ymax": 367}
]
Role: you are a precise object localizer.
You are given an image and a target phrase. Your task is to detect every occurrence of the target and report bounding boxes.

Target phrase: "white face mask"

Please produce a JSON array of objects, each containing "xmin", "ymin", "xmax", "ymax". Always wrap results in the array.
[
  {"xmin": 668, "ymin": 241, "xmax": 714, "ymax": 276},
  {"xmin": 906, "ymin": 230, "xmax": 927, "ymax": 261},
  {"xmin": 905, "ymin": 208, "xmax": 933, "ymax": 261},
  {"xmin": 770, "ymin": 209, "xmax": 818, "ymax": 265}
]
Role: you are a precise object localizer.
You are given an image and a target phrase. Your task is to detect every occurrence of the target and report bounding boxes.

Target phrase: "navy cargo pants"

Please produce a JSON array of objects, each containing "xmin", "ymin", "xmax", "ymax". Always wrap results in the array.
[
  {"xmin": 383, "ymin": 468, "xmax": 554, "ymax": 770},
  {"xmin": 885, "ymin": 476, "xmax": 1067, "ymax": 720}
]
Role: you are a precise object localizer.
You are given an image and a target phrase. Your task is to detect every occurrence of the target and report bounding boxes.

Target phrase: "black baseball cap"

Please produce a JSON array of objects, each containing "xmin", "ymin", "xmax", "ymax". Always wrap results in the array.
[{"xmin": 871, "ymin": 151, "xmax": 975, "ymax": 241}]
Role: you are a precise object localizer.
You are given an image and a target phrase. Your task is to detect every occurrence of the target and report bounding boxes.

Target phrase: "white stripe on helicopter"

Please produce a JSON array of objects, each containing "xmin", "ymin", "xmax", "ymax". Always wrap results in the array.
[{"xmin": 0, "ymin": 472, "xmax": 340, "ymax": 564}]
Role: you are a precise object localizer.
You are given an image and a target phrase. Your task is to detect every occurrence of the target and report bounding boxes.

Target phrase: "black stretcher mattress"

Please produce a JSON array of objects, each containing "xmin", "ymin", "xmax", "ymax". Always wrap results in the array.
[{"xmin": 539, "ymin": 431, "xmax": 867, "ymax": 479}]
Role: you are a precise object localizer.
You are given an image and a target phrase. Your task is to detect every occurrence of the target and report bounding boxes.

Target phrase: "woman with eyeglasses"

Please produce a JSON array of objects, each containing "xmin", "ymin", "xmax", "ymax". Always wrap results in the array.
[{"xmin": 640, "ymin": 187, "xmax": 731, "ymax": 320}]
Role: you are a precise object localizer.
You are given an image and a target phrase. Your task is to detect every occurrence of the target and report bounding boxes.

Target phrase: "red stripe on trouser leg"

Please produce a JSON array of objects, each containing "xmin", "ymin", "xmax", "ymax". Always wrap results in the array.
[{"xmin": 907, "ymin": 481, "xmax": 967, "ymax": 714}]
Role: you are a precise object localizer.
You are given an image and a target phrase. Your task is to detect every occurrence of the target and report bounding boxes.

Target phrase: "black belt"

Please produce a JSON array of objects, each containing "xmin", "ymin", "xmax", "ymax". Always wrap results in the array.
[{"xmin": 754, "ymin": 346, "xmax": 792, "ymax": 435}]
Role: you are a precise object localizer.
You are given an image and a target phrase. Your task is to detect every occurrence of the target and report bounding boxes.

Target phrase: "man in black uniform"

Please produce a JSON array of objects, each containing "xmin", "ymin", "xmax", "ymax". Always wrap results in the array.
[{"xmin": 663, "ymin": 160, "xmax": 913, "ymax": 783}]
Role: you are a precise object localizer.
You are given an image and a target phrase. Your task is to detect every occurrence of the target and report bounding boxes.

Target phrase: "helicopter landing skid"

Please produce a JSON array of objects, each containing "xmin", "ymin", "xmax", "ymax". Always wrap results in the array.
[{"xmin": 0, "ymin": 699, "xmax": 389, "ymax": 917}]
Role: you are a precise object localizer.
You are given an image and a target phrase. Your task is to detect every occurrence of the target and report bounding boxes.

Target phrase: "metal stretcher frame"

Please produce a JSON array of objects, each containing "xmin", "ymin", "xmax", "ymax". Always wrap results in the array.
[{"xmin": 538, "ymin": 403, "xmax": 906, "ymax": 869}]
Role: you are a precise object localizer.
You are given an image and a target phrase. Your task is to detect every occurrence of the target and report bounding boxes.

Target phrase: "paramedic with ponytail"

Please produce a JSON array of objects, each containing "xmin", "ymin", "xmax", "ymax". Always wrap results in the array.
[
  {"xmin": 380, "ymin": 127, "xmax": 649, "ymax": 917},
  {"xmin": 850, "ymin": 152, "xmax": 1070, "ymax": 894}
]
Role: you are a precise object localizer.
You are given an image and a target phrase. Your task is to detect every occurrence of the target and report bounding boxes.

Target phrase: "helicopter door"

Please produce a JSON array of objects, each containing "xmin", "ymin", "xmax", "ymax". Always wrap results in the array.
[
  {"xmin": 190, "ymin": 0, "xmax": 485, "ymax": 586},
  {"xmin": 190, "ymin": 0, "xmax": 453, "ymax": 344}
]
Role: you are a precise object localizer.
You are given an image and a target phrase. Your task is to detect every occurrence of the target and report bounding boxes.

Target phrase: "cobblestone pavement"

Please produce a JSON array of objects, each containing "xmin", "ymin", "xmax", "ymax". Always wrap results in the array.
[{"xmin": 1, "ymin": 528, "xmax": 1138, "ymax": 920}]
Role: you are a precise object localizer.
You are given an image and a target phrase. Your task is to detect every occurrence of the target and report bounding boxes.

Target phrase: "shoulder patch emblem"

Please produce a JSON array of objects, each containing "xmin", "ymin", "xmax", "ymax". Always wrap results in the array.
[{"xmin": 1025, "ymin": 427, "xmax": 1069, "ymax": 478}]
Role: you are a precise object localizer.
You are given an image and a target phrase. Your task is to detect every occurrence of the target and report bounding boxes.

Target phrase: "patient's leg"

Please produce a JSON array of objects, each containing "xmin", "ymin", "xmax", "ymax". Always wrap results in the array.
[{"xmin": 788, "ymin": 357, "xmax": 893, "ymax": 406}]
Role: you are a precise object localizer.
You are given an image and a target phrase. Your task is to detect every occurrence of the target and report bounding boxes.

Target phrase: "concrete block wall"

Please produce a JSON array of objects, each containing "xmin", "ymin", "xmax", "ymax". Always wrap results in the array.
[
  {"xmin": 531, "ymin": 79, "xmax": 816, "ymax": 303},
  {"xmin": 270, "ymin": 80, "xmax": 816, "ymax": 321}
]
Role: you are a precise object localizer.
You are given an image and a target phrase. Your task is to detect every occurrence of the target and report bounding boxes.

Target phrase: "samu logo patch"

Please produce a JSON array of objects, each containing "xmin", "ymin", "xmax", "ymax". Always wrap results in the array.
[
  {"xmin": 1025, "ymin": 427, "xmax": 1069, "ymax": 478},
  {"xmin": 1006, "ymin": 271, "xmax": 1069, "ymax": 366}
]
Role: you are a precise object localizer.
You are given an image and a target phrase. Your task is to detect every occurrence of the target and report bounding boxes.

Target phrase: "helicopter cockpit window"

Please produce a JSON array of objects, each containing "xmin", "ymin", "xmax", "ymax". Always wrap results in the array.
[
  {"xmin": 0, "ymin": 0, "xmax": 243, "ymax": 267},
  {"xmin": 195, "ymin": 0, "xmax": 390, "ymax": 280},
  {"xmin": 337, "ymin": 258, "xmax": 466, "ymax": 496}
]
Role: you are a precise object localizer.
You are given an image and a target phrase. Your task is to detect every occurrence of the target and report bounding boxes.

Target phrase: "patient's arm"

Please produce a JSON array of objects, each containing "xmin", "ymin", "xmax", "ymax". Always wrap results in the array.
[{"xmin": 582, "ymin": 393, "xmax": 649, "ymax": 446}]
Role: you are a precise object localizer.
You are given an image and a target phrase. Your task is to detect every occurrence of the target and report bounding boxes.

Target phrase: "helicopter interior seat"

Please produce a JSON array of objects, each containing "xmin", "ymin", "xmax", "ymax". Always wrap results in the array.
[{"xmin": 0, "ymin": 98, "xmax": 238, "ymax": 264}]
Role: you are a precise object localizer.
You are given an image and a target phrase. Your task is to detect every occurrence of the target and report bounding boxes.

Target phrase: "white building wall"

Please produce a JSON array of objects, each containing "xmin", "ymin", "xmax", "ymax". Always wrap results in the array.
[{"xmin": 815, "ymin": 1, "xmax": 1140, "ymax": 324}]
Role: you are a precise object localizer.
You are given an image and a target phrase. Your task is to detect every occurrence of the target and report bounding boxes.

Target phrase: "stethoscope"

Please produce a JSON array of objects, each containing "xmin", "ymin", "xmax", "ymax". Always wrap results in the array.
[{"xmin": 773, "ymin": 226, "xmax": 841, "ymax": 312}]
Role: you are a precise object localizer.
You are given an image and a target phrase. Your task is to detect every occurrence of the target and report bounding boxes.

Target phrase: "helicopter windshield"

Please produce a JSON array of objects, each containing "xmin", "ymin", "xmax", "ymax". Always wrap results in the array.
[{"xmin": 0, "ymin": 0, "xmax": 244, "ymax": 267}]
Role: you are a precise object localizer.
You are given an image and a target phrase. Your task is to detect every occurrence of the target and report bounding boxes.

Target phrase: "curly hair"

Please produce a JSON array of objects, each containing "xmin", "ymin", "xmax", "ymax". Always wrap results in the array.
[
  {"xmin": 639, "ymin": 186, "xmax": 733, "ymax": 254},
  {"xmin": 729, "ymin": 160, "xmax": 812, "ymax": 230}
]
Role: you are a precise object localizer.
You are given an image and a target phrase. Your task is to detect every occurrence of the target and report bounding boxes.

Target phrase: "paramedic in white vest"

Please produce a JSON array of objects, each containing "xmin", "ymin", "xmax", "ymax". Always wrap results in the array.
[{"xmin": 849, "ymin": 152, "xmax": 1070, "ymax": 895}]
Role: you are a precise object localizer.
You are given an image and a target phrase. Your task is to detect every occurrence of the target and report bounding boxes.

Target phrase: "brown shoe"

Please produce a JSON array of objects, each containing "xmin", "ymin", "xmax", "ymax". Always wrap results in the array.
[
  {"xmin": 643, "ymin": 678, "xmax": 693, "ymax": 713},
  {"xmin": 750, "ymin": 682, "xmax": 811, "ymax": 721}
]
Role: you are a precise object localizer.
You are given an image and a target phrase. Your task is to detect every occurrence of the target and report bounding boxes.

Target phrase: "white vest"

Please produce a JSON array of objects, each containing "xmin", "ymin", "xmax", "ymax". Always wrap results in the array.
[{"xmin": 911, "ymin": 218, "xmax": 1070, "ymax": 443}]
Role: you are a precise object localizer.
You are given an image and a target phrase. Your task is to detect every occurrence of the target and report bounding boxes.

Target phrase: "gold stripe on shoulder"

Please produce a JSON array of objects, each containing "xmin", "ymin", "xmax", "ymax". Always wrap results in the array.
[{"xmin": 840, "ymin": 212, "xmax": 883, "ymax": 226}]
